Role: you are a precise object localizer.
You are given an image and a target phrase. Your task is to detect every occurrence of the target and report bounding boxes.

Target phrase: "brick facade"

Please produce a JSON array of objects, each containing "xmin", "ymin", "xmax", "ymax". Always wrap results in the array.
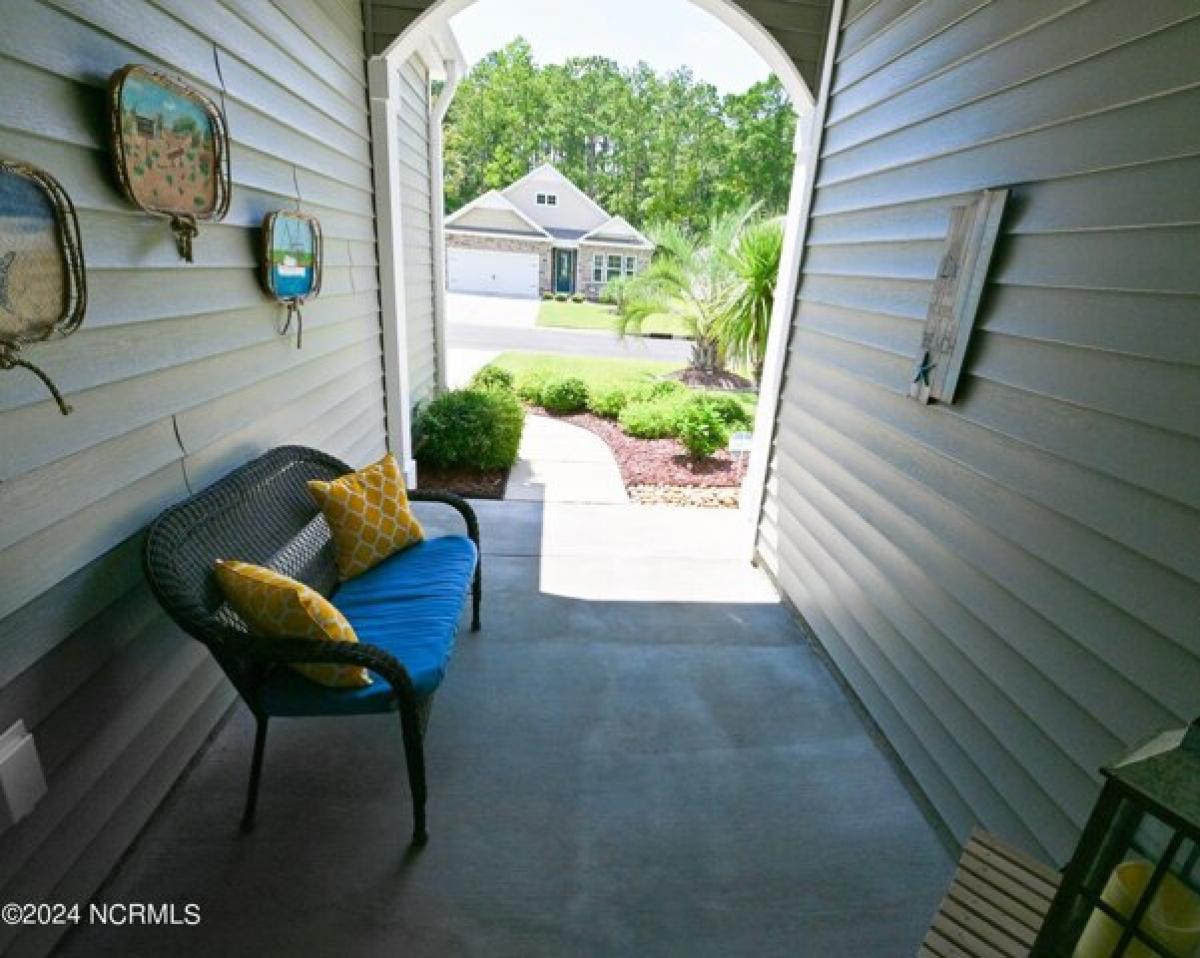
[{"xmin": 577, "ymin": 244, "xmax": 653, "ymax": 300}]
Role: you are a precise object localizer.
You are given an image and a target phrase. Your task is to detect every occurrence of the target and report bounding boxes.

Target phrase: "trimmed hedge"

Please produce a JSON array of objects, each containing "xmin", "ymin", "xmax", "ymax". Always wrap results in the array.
[
  {"xmin": 540, "ymin": 376, "xmax": 589, "ymax": 413},
  {"xmin": 515, "ymin": 370, "xmax": 551, "ymax": 404},
  {"xmin": 470, "ymin": 364, "xmax": 515, "ymax": 393},
  {"xmin": 618, "ymin": 398, "xmax": 682, "ymax": 439},
  {"xmin": 587, "ymin": 384, "xmax": 632, "ymax": 419},
  {"xmin": 414, "ymin": 387, "xmax": 524, "ymax": 470},
  {"xmin": 676, "ymin": 398, "xmax": 730, "ymax": 457}
]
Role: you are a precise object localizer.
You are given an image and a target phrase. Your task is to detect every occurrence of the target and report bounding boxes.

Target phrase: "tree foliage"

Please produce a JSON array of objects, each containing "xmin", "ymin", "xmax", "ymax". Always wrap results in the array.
[{"xmin": 442, "ymin": 39, "xmax": 797, "ymax": 233}]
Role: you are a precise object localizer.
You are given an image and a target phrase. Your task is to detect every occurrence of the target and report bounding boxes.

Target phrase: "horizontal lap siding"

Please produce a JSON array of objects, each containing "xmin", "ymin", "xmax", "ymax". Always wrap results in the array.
[
  {"xmin": 0, "ymin": 1, "xmax": 384, "ymax": 954},
  {"xmin": 397, "ymin": 56, "xmax": 439, "ymax": 405},
  {"xmin": 759, "ymin": 0, "xmax": 1200, "ymax": 864}
]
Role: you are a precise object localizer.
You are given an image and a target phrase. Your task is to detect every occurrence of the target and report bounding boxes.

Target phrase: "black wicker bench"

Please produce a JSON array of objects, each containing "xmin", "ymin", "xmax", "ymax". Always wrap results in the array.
[{"xmin": 143, "ymin": 445, "xmax": 481, "ymax": 846}]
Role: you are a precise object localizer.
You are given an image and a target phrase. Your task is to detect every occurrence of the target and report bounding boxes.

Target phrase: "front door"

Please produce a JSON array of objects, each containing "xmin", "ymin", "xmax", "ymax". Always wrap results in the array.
[{"xmin": 553, "ymin": 249, "xmax": 576, "ymax": 294}]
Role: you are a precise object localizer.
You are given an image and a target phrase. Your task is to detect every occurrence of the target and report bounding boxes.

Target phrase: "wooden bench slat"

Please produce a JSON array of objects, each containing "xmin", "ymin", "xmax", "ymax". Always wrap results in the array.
[
  {"xmin": 951, "ymin": 868, "xmax": 1047, "ymax": 934},
  {"xmin": 939, "ymin": 898, "xmax": 1028, "ymax": 958},
  {"xmin": 971, "ymin": 829, "xmax": 1061, "ymax": 888},
  {"xmin": 960, "ymin": 850, "xmax": 1056, "ymax": 912},
  {"xmin": 964, "ymin": 838, "xmax": 1059, "ymax": 900},
  {"xmin": 924, "ymin": 927, "xmax": 978, "ymax": 958},
  {"xmin": 947, "ymin": 882, "xmax": 1039, "ymax": 947}
]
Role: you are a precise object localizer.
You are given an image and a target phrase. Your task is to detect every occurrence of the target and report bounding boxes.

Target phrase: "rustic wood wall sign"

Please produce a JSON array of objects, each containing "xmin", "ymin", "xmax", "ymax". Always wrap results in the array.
[
  {"xmin": 261, "ymin": 210, "xmax": 322, "ymax": 349},
  {"xmin": 0, "ymin": 160, "xmax": 86, "ymax": 415},
  {"xmin": 909, "ymin": 188, "xmax": 1008, "ymax": 405},
  {"xmin": 108, "ymin": 64, "xmax": 231, "ymax": 263}
]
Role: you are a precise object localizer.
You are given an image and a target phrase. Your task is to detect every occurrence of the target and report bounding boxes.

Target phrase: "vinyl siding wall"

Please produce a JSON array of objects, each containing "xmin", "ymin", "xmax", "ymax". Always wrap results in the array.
[
  {"xmin": 0, "ymin": 2, "xmax": 386, "ymax": 953},
  {"xmin": 758, "ymin": 0, "xmax": 1200, "ymax": 865},
  {"xmin": 396, "ymin": 55, "xmax": 440, "ymax": 405}
]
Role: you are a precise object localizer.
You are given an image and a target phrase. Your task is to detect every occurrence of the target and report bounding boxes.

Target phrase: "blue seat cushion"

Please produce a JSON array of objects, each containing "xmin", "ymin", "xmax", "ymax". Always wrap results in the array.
[{"xmin": 258, "ymin": 536, "xmax": 477, "ymax": 716}]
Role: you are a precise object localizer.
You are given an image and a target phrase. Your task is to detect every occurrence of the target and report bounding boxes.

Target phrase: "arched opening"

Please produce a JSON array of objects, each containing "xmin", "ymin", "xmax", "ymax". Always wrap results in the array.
[{"xmin": 368, "ymin": 0, "xmax": 827, "ymax": 545}]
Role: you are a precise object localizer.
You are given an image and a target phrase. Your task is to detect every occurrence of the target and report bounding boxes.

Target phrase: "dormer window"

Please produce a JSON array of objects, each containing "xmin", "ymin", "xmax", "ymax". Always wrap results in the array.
[{"xmin": 536, "ymin": 193, "xmax": 558, "ymax": 206}]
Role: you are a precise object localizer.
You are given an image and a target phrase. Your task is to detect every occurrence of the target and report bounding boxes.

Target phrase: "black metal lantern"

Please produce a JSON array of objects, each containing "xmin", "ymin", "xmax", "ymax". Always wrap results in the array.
[{"xmin": 1035, "ymin": 718, "xmax": 1200, "ymax": 957}]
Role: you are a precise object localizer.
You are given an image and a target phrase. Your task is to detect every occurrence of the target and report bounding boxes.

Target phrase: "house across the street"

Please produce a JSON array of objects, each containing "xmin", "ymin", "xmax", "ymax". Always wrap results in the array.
[{"xmin": 444, "ymin": 163, "xmax": 653, "ymax": 299}]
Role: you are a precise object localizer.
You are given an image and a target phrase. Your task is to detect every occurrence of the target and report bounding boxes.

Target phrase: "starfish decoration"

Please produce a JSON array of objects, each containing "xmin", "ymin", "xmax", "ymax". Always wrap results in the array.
[
  {"xmin": 0, "ymin": 251, "xmax": 15, "ymax": 312},
  {"xmin": 913, "ymin": 352, "xmax": 937, "ymax": 387}
]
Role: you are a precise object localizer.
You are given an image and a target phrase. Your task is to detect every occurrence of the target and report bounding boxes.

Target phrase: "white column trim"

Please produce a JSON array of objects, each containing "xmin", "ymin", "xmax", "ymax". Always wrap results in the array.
[
  {"xmin": 740, "ymin": 0, "xmax": 845, "ymax": 560},
  {"xmin": 430, "ymin": 57, "xmax": 462, "ymax": 393},
  {"xmin": 368, "ymin": 56, "xmax": 417, "ymax": 485}
]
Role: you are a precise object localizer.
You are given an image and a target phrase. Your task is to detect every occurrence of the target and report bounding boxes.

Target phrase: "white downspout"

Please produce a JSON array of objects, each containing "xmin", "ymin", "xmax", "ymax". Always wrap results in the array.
[
  {"xmin": 368, "ymin": 56, "xmax": 417, "ymax": 485},
  {"xmin": 430, "ymin": 57, "xmax": 461, "ymax": 393}
]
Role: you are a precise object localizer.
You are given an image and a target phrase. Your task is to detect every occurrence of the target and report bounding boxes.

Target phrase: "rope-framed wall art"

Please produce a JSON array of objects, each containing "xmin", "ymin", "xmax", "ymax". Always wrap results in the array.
[
  {"xmin": 0, "ymin": 159, "xmax": 87, "ymax": 415},
  {"xmin": 261, "ymin": 210, "xmax": 323, "ymax": 349},
  {"xmin": 107, "ymin": 64, "xmax": 231, "ymax": 263}
]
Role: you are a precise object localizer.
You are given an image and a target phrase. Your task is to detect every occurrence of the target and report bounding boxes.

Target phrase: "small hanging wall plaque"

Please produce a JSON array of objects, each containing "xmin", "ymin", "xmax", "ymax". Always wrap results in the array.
[
  {"xmin": 909, "ymin": 188, "xmax": 1008, "ymax": 405},
  {"xmin": 108, "ymin": 64, "xmax": 231, "ymax": 263},
  {"xmin": 261, "ymin": 210, "xmax": 322, "ymax": 349},
  {"xmin": 0, "ymin": 160, "xmax": 86, "ymax": 415}
]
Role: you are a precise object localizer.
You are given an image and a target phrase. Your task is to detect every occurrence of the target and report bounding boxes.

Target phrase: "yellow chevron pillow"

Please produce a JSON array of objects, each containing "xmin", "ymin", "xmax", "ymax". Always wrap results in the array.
[
  {"xmin": 307, "ymin": 453, "xmax": 424, "ymax": 581},
  {"xmin": 213, "ymin": 560, "xmax": 372, "ymax": 689}
]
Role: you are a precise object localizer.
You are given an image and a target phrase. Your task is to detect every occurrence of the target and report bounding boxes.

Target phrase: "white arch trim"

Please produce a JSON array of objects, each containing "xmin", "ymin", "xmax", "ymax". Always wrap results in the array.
[{"xmin": 377, "ymin": 0, "xmax": 815, "ymax": 110}]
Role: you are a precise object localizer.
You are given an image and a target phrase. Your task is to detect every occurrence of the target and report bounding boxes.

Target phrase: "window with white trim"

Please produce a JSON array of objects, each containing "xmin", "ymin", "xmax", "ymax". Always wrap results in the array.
[
  {"xmin": 592, "ymin": 253, "xmax": 604, "ymax": 283},
  {"xmin": 624, "ymin": 256, "xmax": 637, "ymax": 277},
  {"xmin": 536, "ymin": 192, "xmax": 558, "ymax": 206},
  {"xmin": 606, "ymin": 255, "xmax": 623, "ymax": 281}
]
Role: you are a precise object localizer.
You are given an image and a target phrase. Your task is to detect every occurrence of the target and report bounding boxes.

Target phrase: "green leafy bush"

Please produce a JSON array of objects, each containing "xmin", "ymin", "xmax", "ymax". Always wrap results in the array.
[
  {"xmin": 625, "ymin": 379, "xmax": 686, "ymax": 404},
  {"xmin": 469, "ymin": 364, "xmax": 515, "ymax": 393},
  {"xmin": 571, "ymin": 293, "xmax": 585, "ymax": 303},
  {"xmin": 618, "ymin": 399, "xmax": 682, "ymax": 439},
  {"xmin": 541, "ymin": 291, "xmax": 554, "ymax": 300},
  {"xmin": 587, "ymin": 384, "xmax": 631, "ymax": 419},
  {"xmin": 515, "ymin": 370, "xmax": 550, "ymax": 404},
  {"xmin": 554, "ymin": 293, "xmax": 569, "ymax": 302},
  {"xmin": 414, "ymin": 388, "xmax": 524, "ymax": 470},
  {"xmin": 700, "ymin": 393, "xmax": 754, "ymax": 430},
  {"xmin": 675, "ymin": 399, "xmax": 730, "ymax": 458},
  {"xmin": 540, "ymin": 376, "xmax": 589, "ymax": 413}
]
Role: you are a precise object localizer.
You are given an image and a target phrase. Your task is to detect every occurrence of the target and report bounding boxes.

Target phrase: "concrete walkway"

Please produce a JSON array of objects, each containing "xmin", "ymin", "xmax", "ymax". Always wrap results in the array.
[
  {"xmin": 505, "ymin": 415, "xmax": 627, "ymax": 505},
  {"xmin": 64, "ymin": 449, "xmax": 952, "ymax": 956}
]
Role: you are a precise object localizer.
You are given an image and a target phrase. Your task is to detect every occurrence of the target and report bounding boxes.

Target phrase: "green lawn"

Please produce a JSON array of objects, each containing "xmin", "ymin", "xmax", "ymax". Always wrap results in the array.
[
  {"xmin": 537, "ymin": 300, "xmax": 692, "ymax": 338},
  {"xmin": 491, "ymin": 351, "xmax": 684, "ymax": 392}
]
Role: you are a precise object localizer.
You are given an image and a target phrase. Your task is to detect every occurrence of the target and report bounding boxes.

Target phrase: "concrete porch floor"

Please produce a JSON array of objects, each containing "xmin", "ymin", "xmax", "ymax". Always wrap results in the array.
[{"xmin": 63, "ymin": 452, "xmax": 952, "ymax": 957}]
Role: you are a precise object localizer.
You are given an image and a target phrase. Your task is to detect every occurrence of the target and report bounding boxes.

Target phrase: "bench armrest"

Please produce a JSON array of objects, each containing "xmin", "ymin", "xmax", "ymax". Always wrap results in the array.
[
  {"xmin": 408, "ymin": 490, "xmax": 480, "ymax": 551},
  {"xmin": 229, "ymin": 632, "xmax": 419, "ymax": 700}
]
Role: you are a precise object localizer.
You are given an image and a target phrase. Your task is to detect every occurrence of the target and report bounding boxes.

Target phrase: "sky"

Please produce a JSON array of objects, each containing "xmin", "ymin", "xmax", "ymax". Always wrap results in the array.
[{"xmin": 450, "ymin": 0, "xmax": 771, "ymax": 95}]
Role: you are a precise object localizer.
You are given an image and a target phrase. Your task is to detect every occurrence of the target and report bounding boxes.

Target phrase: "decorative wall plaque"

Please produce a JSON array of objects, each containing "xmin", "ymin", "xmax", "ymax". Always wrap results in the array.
[
  {"xmin": 0, "ymin": 160, "xmax": 86, "ymax": 415},
  {"xmin": 261, "ymin": 210, "xmax": 322, "ymax": 349},
  {"xmin": 909, "ymin": 188, "xmax": 1008, "ymax": 405},
  {"xmin": 108, "ymin": 64, "xmax": 231, "ymax": 262}
]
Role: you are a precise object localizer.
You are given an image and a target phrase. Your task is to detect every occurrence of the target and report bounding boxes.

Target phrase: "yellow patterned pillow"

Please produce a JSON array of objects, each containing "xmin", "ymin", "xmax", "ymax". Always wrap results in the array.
[
  {"xmin": 213, "ymin": 560, "xmax": 372, "ymax": 689},
  {"xmin": 307, "ymin": 453, "xmax": 424, "ymax": 581}
]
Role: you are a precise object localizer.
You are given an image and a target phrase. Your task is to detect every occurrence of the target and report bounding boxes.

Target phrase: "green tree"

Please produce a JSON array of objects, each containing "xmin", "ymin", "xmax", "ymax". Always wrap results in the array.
[{"xmin": 712, "ymin": 215, "xmax": 784, "ymax": 384}]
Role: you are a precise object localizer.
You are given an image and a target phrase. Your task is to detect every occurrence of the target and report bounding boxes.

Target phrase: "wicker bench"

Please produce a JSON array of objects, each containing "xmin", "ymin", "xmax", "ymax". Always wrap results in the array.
[{"xmin": 143, "ymin": 445, "xmax": 481, "ymax": 847}]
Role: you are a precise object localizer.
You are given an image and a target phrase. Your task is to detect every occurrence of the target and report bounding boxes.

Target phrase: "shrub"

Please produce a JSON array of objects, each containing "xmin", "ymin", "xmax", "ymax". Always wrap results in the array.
[
  {"xmin": 414, "ymin": 388, "xmax": 524, "ymax": 471},
  {"xmin": 587, "ymin": 384, "xmax": 631, "ymax": 419},
  {"xmin": 469, "ymin": 364, "xmax": 515, "ymax": 393},
  {"xmin": 698, "ymin": 392, "xmax": 754, "ymax": 430},
  {"xmin": 571, "ymin": 293, "xmax": 585, "ymax": 303},
  {"xmin": 675, "ymin": 399, "xmax": 730, "ymax": 458},
  {"xmin": 515, "ymin": 370, "xmax": 550, "ymax": 404},
  {"xmin": 554, "ymin": 293, "xmax": 569, "ymax": 302},
  {"xmin": 540, "ymin": 376, "xmax": 589, "ymax": 413},
  {"xmin": 625, "ymin": 378, "xmax": 687, "ymax": 405},
  {"xmin": 618, "ymin": 398, "xmax": 682, "ymax": 439},
  {"xmin": 541, "ymin": 291, "xmax": 554, "ymax": 300}
]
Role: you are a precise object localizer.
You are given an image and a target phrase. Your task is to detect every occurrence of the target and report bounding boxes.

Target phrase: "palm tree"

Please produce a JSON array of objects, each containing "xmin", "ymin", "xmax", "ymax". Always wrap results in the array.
[
  {"xmin": 616, "ymin": 213, "xmax": 749, "ymax": 374},
  {"xmin": 712, "ymin": 216, "xmax": 783, "ymax": 384}
]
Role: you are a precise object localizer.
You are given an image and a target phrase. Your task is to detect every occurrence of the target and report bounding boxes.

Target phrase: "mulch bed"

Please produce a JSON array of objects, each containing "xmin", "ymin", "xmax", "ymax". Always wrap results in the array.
[
  {"xmin": 668, "ymin": 368, "xmax": 755, "ymax": 390},
  {"xmin": 532, "ymin": 409, "xmax": 746, "ymax": 489},
  {"xmin": 416, "ymin": 464, "xmax": 508, "ymax": 499}
]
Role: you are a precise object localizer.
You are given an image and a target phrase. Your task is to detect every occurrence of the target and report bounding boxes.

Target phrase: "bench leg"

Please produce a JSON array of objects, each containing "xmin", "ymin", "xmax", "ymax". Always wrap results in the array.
[
  {"xmin": 398, "ymin": 699, "xmax": 428, "ymax": 846},
  {"xmin": 471, "ymin": 562, "xmax": 482, "ymax": 632},
  {"xmin": 240, "ymin": 715, "xmax": 269, "ymax": 834}
]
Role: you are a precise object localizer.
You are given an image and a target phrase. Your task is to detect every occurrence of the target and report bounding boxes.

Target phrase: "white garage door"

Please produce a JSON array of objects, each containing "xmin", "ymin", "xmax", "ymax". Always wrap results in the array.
[{"xmin": 447, "ymin": 248, "xmax": 540, "ymax": 297}]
